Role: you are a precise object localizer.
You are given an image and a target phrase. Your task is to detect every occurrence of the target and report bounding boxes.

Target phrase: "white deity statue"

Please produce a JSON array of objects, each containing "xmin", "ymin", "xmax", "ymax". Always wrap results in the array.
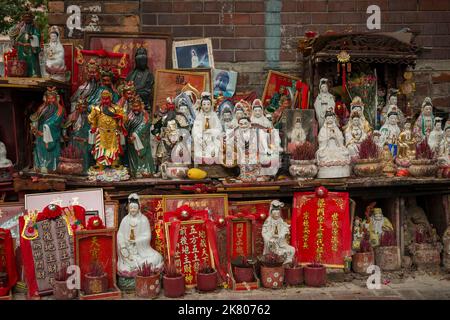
[
  {"xmin": 219, "ymin": 105, "xmax": 238, "ymax": 131},
  {"xmin": 381, "ymin": 90, "xmax": 405, "ymax": 128},
  {"xmin": 414, "ymin": 97, "xmax": 435, "ymax": 141},
  {"xmin": 0, "ymin": 141, "xmax": 12, "ymax": 168},
  {"xmin": 428, "ymin": 117, "xmax": 443, "ymax": 154},
  {"xmin": 262, "ymin": 200, "xmax": 295, "ymax": 264},
  {"xmin": 314, "ymin": 78, "xmax": 335, "ymax": 128},
  {"xmin": 192, "ymin": 92, "xmax": 223, "ymax": 165},
  {"xmin": 316, "ymin": 111, "xmax": 351, "ymax": 178},
  {"xmin": 250, "ymin": 99, "xmax": 272, "ymax": 129},
  {"xmin": 44, "ymin": 26, "xmax": 66, "ymax": 82},
  {"xmin": 117, "ymin": 194, "xmax": 164, "ymax": 277},
  {"xmin": 438, "ymin": 122, "xmax": 450, "ymax": 166},
  {"xmin": 379, "ymin": 111, "xmax": 401, "ymax": 156}
]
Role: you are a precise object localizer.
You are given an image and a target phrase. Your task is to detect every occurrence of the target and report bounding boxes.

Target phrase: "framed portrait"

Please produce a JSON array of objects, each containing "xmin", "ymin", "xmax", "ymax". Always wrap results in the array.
[
  {"xmin": 153, "ymin": 69, "xmax": 209, "ymax": 115},
  {"xmin": 172, "ymin": 38, "xmax": 214, "ymax": 69},
  {"xmin": 280, "ymin": 109, "xmax": 318, "ymax": 153},
  {"xmin": 25, "ymin": 189, "xmax": 105, "ymax": 225},
  {"xmin": 104, "ymin": 201, "xmax": 119, "ymax": 230},
  {"xmin": 163, "ymin": 194, "xmax": 228, "ymax": 221},
  {"xmin": 0, "ymin": 202, "xmax": 25, "ymax": 243},
  {"xmin": 84, "ymin": 32, "xmax": 172, "ymax": 73},
  {"xmin": 213, "ymin": 68, "xmax": 238, "ymax": 98},
  {"xmin": 262, "ymin": 70, "xmax": 301, "ymax": 109}
]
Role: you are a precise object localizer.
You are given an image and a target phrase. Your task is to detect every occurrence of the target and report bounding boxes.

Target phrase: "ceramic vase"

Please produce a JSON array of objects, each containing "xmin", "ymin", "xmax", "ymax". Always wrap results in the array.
[{"xmin": 135, "ymin": 273, "xmax": 161, "ymax": 298}]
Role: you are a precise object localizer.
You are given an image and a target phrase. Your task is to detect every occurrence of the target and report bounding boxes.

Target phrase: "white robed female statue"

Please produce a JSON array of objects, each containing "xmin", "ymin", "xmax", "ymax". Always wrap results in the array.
[
  {"xmin": 117, "ymin": 193, "xmax": 163, "ymax": 277},
  {"xmin": 262, "ymin": 200, "xmax": 295, "ymax": 264}
]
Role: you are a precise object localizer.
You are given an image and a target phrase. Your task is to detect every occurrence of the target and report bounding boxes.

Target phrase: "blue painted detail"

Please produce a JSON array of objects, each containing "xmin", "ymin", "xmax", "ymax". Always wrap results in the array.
[{"xmin": 265, "ymin": 0, "xmax": 281, "ymax": 68}]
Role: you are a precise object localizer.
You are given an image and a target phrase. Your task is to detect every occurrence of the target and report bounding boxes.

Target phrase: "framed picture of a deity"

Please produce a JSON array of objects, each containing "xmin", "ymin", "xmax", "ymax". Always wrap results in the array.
[
  {"xmin": 104, "ymin": 200, "xmax": 119, "ymax": 230},
  {"xmin": 153, "ymin": 69, "xmax": 209, "ymax": 116},
  {"xmin": 25, "ymin": 189, "xmax": 105, "ymax": 226},
  {"xmin": 84, "ymin": 32, "xmax": 172, "ymax": 73},
  {"xmin": 280, "ymin": 109, "xmax": 318, "ymax": 154},
  {"xmin": 163, "ymin": 194, "xmax": 228, "ymax": 222},
  {"xmin": 172, "ymin": 38, "xmax": 214, "ymax": 69},
  {"xmin": 262, "ymin": 70, "xmax": 301, "ymax": 111}
]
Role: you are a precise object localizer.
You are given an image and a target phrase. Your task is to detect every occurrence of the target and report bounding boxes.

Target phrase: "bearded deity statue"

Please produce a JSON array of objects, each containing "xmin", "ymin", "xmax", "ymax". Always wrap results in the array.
[
  {"xmin": 427, "ymin": 117, "xmax": 443, "ymax": 154},
  {"xmin": 262, "ymin": 200, "xmax": 295, "ymax": 264},
  {"xmin": 126, "ymin": 48, "xmax": 154, "ymax": 110},
  {"xmin": 126, "ymin": 97, "xmax": 155, "ymax": 178},
  {"xmin": 44, "ymin": 26, "xmax": 66, "ymax": 82},
  {"xmin": 117, "ymin": 194, "xmax": 164, "ymax": 277},
  {"xmin": 62, "ymin": 98, "xmax": 92, "ymax": 172},
  {"xmin": 70, "ymin": 59, "xmax": 100, "ymax": 112},
  {"xmin": 192, "ymin": 92, "xmax": 223, "ymax": 165},
  {"xmin": 30, "ymin": 87, "xmax": 64, "ymax": 173},
  {"xmin": 379, "ymin": 111, "xmax": 401, "ymax": 156},
  {"xmin": 365, "ymin": 207, "xmax": 394, "ymax": 247},
  {"xmin": 316, "ymin": 111, "xmax": 351, "ymax": 178},
  {"xmin": 118, "ymin": 81, "xmax": 137, "ymax": 114},
  {"xmin": 314, "ymin": 78, "xmax": 335, "ymax": 129},
  {"xmin": 414, "ymin": 97, "xmax": 435, "ymax": 141},
  {"xmin": 8, "ymin": 11, "xmax": 41, "ymax": 77},
  {"xmin": 88, "ymin": 90, "xmax": 127, "ymax": 170},
  {"xmin": 88, "ymin": 68, "xmax": 120, "ymax": 111}
]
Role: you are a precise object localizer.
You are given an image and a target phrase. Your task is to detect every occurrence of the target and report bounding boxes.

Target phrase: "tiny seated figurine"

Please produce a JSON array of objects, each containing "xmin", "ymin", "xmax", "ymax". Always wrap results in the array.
[
  {"xmin": 262, "ymin": 200, "xmax": 295, "ymax": 264},
  {"xmin": 314, "ymin": 78, "xmax": 335, "ymax": 129},
  {"xmin": 30, "ymin": 87, "xmax": 65, "ymax": 173},
  {"xmin": 414, "ymin": 97, "xmax": 435, "ymax": 141},
  {"xmin": 316, "ymin": 110, "xmax": 351, "ymax": 178},
  {"xmin": 44, "ymin": 26, "xmax": 66, "ymax": 82},
  {"xmin": 379, "ymin": 111, "xmax": 401, "ymax": 156},
  {"xmin": 365, "ymin": 207, "xmax": 394, "ymax": 247},
  {"xmin": 396, "ymin": 119, "xmax": 417, "ymax": 167},
  {"xmin": 117, "ymin": 193, "xmax": 164, "ymax": 277},
  {"xmin": 352, "ymin": 216, "xmax": 364, "ymax": 251},
  {"xmin": 428, "ymin": 117, "xmax": 443, "ymax": 154},
  {"xmin": 381, "ymin": 144, "xmax": 397, "ymax": 177}
]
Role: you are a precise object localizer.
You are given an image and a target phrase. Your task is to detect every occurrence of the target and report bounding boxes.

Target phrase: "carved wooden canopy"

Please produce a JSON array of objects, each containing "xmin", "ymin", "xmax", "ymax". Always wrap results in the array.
[{"xmin": 299, "ymin": 32, "xmax": 421, "ymax": 65}]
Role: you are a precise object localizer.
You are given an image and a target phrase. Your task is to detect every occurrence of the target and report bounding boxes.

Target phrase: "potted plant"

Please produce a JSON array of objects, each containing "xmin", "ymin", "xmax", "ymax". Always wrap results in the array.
[
  {"xmin": 289, "ymin": 141, "xmax": 318, "ymax": 179},
  {"xmin": 57, "ymin": 145, "xmax": 84, "ymax": 175},
  {"xmin": 375, "ymin": 231, "xmax": 401, "ymax": 271},
  {"xmin": 135, "ymin": 262, "xmax": 161, "ymax": 299},
  {"xmin": 163, "ymin": 262, "xmax": 185, "ymax": 298},
  {"xmin": 258, "ymin": 252, "xmax": 285, "ymax": 289},
  {"xmin": 53, "ymin": 265, "xmax": 77, "ymax": 300},
  {"xmin": 352, "ymin": 232, "xmax": 374, "ymax": 274},
  {"xmin": 284, "ymin": 254, "xmax": 303, "ymax": 286},
  {"xmin": 304, "ymin": 261, "xmax": 327, "ymax": 287},
  {"xmin": 353, "ymin": 135, "xmax": 382, "ymax": 177},
  {"xmin": 231, "ymin": 256, "xmax": 255, "ymax": 283},
  {"xmin": 409, "ymin": 140, "xmax": 437, "ymax": 177},
  {"xmin": 83, "ymin": 261, "xmax": 108, "ymax": 295},
  {"xmin": 196, "ymin": 262, "xmax": 218, "ymax": 292}
]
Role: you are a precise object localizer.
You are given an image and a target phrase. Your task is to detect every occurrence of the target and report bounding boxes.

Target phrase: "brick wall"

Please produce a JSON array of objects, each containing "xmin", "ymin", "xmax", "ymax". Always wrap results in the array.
[{"xmin": 49, "ymin": 0, "xmax": 450, "ymax": 112}]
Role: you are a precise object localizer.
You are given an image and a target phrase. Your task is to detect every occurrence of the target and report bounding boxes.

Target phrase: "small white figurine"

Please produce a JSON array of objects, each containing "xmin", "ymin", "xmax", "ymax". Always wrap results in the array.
[
  {"xmin": 0, "ymin": 141, "xmax": 12, "ymax": 168},
  {"xmin": 314, "ymin": 78, "xmax": 335, "ymax": 128},
  {"xmin": 414, "ymin": 97, "xmax": 435, "ymax": 141},
  {"xmin": 44, "ymin": 26, "xmax": 66, "ymax": 82},
  {"xmin": 117, "ymin": 193, "xmax": 164, "ymax": 277},
  {"xmin": 262, "ymin": 200, "xmax": 295, "ymax": 264},
  {"xmin": 428, "ymin": 117, "xmax": 443, "ymax": 154},
  {"xmin": 250, "ymin": 99, "xmax": 272, "ymax": 129}
]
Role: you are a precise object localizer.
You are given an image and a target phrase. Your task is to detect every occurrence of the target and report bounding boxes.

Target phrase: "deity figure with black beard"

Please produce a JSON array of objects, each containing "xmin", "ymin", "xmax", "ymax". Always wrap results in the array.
[
  {"xmin": 126, "ymin": 48, "xmax": 154, "ymax": 110},
  {"xmin": 30, "ymin": 87, "xmax": 65, "ymax": 173},
  {"xmin": 70, "ymin": 59, "xmax": 100, "ymax": 112}
]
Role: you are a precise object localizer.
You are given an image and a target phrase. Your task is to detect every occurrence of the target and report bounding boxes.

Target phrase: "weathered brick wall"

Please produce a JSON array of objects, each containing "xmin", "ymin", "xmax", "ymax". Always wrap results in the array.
[{"xmin": 49, "ymin": 0, "xmax": 450, "ymax": 112}]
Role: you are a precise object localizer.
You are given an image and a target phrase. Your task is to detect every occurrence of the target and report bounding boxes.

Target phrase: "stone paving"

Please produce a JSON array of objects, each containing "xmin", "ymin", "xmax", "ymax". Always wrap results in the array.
[{"xmin": 10, "ymin": 272, "xmax": 450, "ymax": 300}]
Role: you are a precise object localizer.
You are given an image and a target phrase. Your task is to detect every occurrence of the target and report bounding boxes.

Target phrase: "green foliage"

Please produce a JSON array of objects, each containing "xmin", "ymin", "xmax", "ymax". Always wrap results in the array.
[{"xmin": 0, "ymin": 0, "xmax": 48, "ymax": 41}]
